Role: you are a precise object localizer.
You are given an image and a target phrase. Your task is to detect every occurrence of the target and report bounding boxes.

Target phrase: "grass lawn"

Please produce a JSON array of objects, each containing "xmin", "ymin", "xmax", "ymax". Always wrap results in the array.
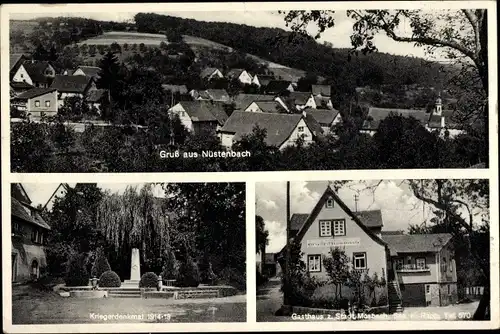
[{"xmin": 12, "ymin": 285, "xmax": 246, "ymax": 324}]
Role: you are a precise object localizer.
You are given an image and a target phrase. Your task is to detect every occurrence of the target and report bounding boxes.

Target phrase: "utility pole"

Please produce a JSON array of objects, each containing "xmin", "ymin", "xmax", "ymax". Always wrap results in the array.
[{"xmin": 284, "ymin": 181, "xmax": 291, "ymax": 307}]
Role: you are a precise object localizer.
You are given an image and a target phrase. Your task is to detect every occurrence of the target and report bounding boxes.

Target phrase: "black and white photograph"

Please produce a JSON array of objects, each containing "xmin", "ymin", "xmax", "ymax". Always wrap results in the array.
[
  {"xmin": 7, "ymin": 6, "xmax": 491, "ymax": 172},
  {"xmin": 10, "ymin": 182, "xmax": 246, "ymax": 324},
  {"xmin": 255, "ymin": 179, "xmax": 491, "ymax": 322}
]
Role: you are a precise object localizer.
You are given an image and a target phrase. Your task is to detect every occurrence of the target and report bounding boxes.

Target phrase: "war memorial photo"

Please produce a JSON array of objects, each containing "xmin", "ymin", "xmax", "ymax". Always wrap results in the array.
[
  {"xmin": 8, "ymin": 8, "xmax": 489, "ymax": 172},
  {"xmin": 10, "ymin": 182, "xmax": 246, "ymax": 323},
  {"xmin": 255, "ymin": 179, "xmax": 491, "ymax": 321}
]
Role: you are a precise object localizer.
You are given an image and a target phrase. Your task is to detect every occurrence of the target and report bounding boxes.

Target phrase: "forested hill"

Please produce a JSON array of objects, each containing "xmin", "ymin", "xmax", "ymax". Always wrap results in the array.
[{"xmin": 134, "ymin": 13, "xmax": 456, "ymax": 92}]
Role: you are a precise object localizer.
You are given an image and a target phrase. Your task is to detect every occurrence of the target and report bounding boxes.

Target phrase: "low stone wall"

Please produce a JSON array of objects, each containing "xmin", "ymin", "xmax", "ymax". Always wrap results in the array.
[
  {"xmin": 70, "ymin": 290, "xmax": 108, "ymax": 298},
  {"xmin": 142, "ymin": 291, "xmax": 175, "ymax": 299}
]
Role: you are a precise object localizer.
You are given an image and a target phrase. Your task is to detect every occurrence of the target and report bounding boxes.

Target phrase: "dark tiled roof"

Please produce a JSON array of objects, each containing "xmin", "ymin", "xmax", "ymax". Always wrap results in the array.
[
  {"xmin": 226, "ymin": 68, "xmax": 245, "ymax": 79},
  {"xmin": 200, "ymin": 67, "xmax": 222, "ymax": 79},
  {"xmin": 314, "ymin": 96, "xmax": 333, "ymax": 109},
  {"xmin": 176, "ymin": 101, "xmax": 228, "ymax": 125},
  {"xmin": 23, "ymin": 62, "xmax": 53, "ymax": 84},
  {"xmin": 304, "ymin": 113, "xmax": 324, "ymax": 136},
  {"xmin": 290, "ymin": 213, "xmax": 309, "ymax": 236},
  {"xmin": 361, "ymin": 107, "xmax": 430, "ymax": 130},
  {"xmin": 381, "ymin": 230, "xmax": 405, "ymax": 236},
  {"xmin": 162, "ymin": 84, "xmax": 188, "ymax": 95},
  {"xmin": 289, "ymin": 91, "xmax": 312, "ymax": 105},
  {"xmin": 305, "ymin": 108, "xmax": 340, "ymax": 126},
  {"xmin": 204, "ymin": 89, "xmax": 230, "ymax": 101},
  {"xmin": 219, "ymin": 111, "xmax": 303, "ymax": 147},
  {"xmin": 354, "ymin": 210, "xmax": 383, "ymax": 228},
  {"xmin": 382, "ymin": 233, "xmax": 453, "ymax": 255},
  {"xmin": 50, "ymin": 75, "xmax": 93, "ymax": 93},
  {"xmin": 264, "ymin": 80, "xmax": 293, "ymax": 94},
  {"xmin": 13, "ymin": 88, "xmax": 56, "ymax": 100},
  {"xmin": 10, "ymin": 54, "xmax": 30, "ymax": 72},
  {"xmin": 11, "ymin": 197, "xmax": 51, "ymax": 230},
  {"xmin": 232, "ymin": 94, "xmax": 275, "ymax": 110},
  {"xmin": 252, "ymin": 101, "xmax": 282, "ymax": 113},
  {"xmin": 10, "ymin": 81, "xmax": 34, "ymax": 90},
  {"xmin": 87, "ymin": 89, "xmax": 108, "ymax": 103},
  {"xmin": 312, "ymin": 84, "xmax": 331, "ymax": 97},
  {"xmin": 11, "ymin": 184, "xmax": 31, "ymax": 204},
  {"xmin": 254, "ymin": 74, "xmax": 275, "ymax": 86},
  {"xmin": 76, "ymin": 66, "xmax": 101, "ymax": 78},
  {"xmin": 427, "ymin": 110, "xmax": 462, "ymax": 129}
]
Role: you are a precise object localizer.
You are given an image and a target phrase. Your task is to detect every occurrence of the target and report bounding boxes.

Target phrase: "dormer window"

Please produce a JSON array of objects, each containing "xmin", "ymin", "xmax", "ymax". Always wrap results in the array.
[{"xmin": 325, "ymin": 198, "xmax": 334, "ymax": 208}]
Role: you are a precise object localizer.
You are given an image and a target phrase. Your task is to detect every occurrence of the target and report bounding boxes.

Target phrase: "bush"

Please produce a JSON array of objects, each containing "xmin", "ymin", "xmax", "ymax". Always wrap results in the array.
[
  {"xmin": 99, "ymin": 270, "xmax": 121, "ymax": 288},
  {"xmin": 139, "ymin": 272, "xmax": 159, "ymax": 288},
  {"xmin": 176, "ymin": 256, "xmax": 200, "ymax": 287},
  {"xmin": 377, "ymin": 293, "xmax": 388, "ymax": 307},
  {"xmin": 161, "ymin": 247, "xmax": 178, "ymax": 280},
  {"xmin": 218, "ymin": 267, "xmax": 246, "ymax": 291},
  {"xmin": 65, "ymin": 253, "xmax": 90, "ymax": 287},
  {"xmin": 91, "ymin": 248, "xmax": 111, "ymax": 279}
]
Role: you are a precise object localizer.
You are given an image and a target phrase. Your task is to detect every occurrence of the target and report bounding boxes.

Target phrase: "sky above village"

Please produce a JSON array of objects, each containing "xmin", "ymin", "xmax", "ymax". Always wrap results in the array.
[
  {"xmin": 10, "ymin": 10, "xmax": 448, "ymax": 62},
  {"xmin": 256, "ymin": 180, "xmax": 440, "ymax": 253},
  {"xmin": 23, "ymin": 183, "xmax": 165, "ymax": 208}
]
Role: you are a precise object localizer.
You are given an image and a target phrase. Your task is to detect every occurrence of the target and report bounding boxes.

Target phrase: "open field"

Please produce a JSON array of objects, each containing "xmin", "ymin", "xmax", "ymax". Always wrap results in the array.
[{"xmin": 78, "ymin": 31, "xmax": 168, "ymax": 46}]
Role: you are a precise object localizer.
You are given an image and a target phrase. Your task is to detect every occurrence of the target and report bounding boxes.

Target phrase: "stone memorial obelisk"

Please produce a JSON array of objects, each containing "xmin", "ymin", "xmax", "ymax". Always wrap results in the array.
[
  {"xmin": 123, "ymin": 248, "xmax": 141, "ymax": 287},
  {"xmin": 130, "ymin": 248, "xmax": 141, "ymax": 281}
]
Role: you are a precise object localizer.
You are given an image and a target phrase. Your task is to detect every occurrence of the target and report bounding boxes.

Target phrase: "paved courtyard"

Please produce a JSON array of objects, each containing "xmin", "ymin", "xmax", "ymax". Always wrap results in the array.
[
  {"xmin": 256, "ymin": 278, "xmax": 479, "ymax": 322},
  {"xmin": 12, "ymin": 285, "xmax": 246, "ymax": 324}
]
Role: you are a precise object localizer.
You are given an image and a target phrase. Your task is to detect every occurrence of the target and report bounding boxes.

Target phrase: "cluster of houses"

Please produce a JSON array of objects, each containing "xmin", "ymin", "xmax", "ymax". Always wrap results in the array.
[
  {"xmin": 9, "ymin": 54, "xmax": 108, "ymax": 119},
  {"xmin": 270, "ymin": 185, "xmax": 459, "ymax": 310},
  {"xmin": 10, "ymin": 52, "xmax": 463, "ymax": 147}
]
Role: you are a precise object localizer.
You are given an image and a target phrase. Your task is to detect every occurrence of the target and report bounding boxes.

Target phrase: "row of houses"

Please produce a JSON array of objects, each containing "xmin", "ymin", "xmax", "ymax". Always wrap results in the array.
[
  {"xmin": 10, "ymin": 55, "xmax": 108, "ymax": 118},
  {"xmin": 275, "ymin": 185, "xmax": 459, "ymax": 308}
]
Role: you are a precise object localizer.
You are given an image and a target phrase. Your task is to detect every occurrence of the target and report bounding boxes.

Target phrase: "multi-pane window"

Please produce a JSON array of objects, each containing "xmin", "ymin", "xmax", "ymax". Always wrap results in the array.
[
  {"xmin": 308, "ymin": 255, "xmax": 321, "ymax": 272},
  {"xmin": 333, "ymin": 219, "xmax": 345, "ymax": 236},
  {"xmin": 298, "ymin": 126, "xmax": 304, "ymax": 133},
  {"xmin": 395, "ymin": 258, "xmax": 403, "ymax": 269},
  {"xmin": 416, "ymin": 258, "xmax": 426, "ymax": 269},
  {"xmin": 319, "ymin": 220, "xmax": 332, "ymax": 237},
  {"xmin": 325, "ymin": 198, "xmax": 334, "ymax": 208},
  {"xmin": 353, "ymin": 253, "xmax": 367, "ymax": 270}
]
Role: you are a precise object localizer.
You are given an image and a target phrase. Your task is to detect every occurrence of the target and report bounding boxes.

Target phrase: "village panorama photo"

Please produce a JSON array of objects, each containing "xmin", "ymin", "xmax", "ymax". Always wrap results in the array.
[
  {"xmin": 255, "ymin": 179, "xmax": 490, "ymax": 321},
  {"xmin": 8, "ymin": 7, "xmax": 490, "ymax": 172},
  {"xmin": 9, "ymin": 182, "xmax": 246, "ymax": 324}
]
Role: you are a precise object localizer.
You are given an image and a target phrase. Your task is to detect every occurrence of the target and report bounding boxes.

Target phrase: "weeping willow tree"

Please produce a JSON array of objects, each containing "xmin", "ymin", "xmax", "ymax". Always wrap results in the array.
[{"xmin": 96, "ymin": 184, "xmax": 171, "ymax": 275}]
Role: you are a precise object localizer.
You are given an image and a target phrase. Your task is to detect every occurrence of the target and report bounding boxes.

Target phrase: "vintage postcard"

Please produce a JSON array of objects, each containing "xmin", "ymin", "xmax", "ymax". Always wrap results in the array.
[{"xmin": 1, "ymin": 1, "xmax": 498, "ymax": 333}]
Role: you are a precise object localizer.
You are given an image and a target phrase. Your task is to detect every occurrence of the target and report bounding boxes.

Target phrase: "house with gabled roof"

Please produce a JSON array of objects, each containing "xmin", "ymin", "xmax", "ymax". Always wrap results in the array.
[
  {"xmin": 200, "ymin": 67, "xmax": 224, "ymax": 81},
  {"xmin": 264, "ymin": 80, "xmax": 294, "ymax": 95},
  {"xmin": 11, "ymin": 61, "xmax": 56, "ymax": 88},
  {"xmin": 43, "ymin": 183, "xmax": 74, "ymax": 212},
  {"xmin": 196, "ymin": 89, "xmax": 231, "ymax": 103},
  {"xmin": 226, "ymin": 68, "xmax": 253, "ymax": 85},
  {"xmin": 50, "ymin": 75, "xmax": 97, "ymax": 106},
  {"xmin": 360, "ymin": 98, "xmax": 464, "ymax": 138},
  {"xmin": 303, "ymin": 108, "xmax": 342, "ymax": 134},
  {"xmin": 10, "ymin": 81, "xmax": 35, "ymax": 97},
  {"xmin": 72, "ymin": 65, "xmax": 101, "ymax": 80},
  {"xmin": 252, "ymin": 74, "xmax": 275, "ymax": 87},
  {"xmin": 312, "ymin": 84, "xmax": 331, "ymax": 97},
  {"xmin": 11, "ymin": 184, "xmax": 51, "ymax": 283},
  {"xmin": 168, "ymin": 100, "xmax": 229, "ymax": 134},
  {"xmin": 232, "ymin": 93, "xmax": 276, "ymax": 111},
  {"xmin": 217, "ymin": 111, "xmax": 317, "ymax": 150},
  {"xmin": 11, "ymin": 88, "xmax": 58, "ymax": 119},
  {"xmin": 245, "ymin": 101, "xmax": 284, "ymax": 113},
  {"xmin": 276, "ymin": 185, "xmax": 458, "ymax": 310}
]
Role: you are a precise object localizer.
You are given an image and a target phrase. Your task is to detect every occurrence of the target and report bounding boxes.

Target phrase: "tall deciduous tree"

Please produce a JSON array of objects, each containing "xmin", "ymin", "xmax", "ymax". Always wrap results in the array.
[{"xmin": 256, "ymin": 215, "xmax": 269, "ymax": 255}]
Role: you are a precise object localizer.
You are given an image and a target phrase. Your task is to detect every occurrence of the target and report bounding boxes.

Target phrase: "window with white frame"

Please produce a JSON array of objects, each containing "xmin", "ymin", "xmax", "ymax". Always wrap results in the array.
[
  {"xmin": 308, "ymin": 255, "xmax": 321, "ymax": 272},
  {"xmin": 333, "ymin": 219, "xmax": 345, "ymax": 236},
  {"xmin": 298, "ymin": 126, "xmax": 304, "ymax": 133},
  {"xmin": 35, "ymin": 100, "xmax": 40, "ymax": 107},
  {"xmin": 319, "ymin": 220, "xmax": 332, "ymax": 237},
  {"xmin": 45, "ymin": 100, "xmax": 50, "ymax": 107},
  {"xmin": 353, "ymin": 253, "xmax": 367, "ymax": 270},
  {"xmin": 325, "ymin": 198, "xmax": 334, "ymax": 208},
  {"xmin": 416, "ymin": 257, "xmax": 426, "ymax": 269}
]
